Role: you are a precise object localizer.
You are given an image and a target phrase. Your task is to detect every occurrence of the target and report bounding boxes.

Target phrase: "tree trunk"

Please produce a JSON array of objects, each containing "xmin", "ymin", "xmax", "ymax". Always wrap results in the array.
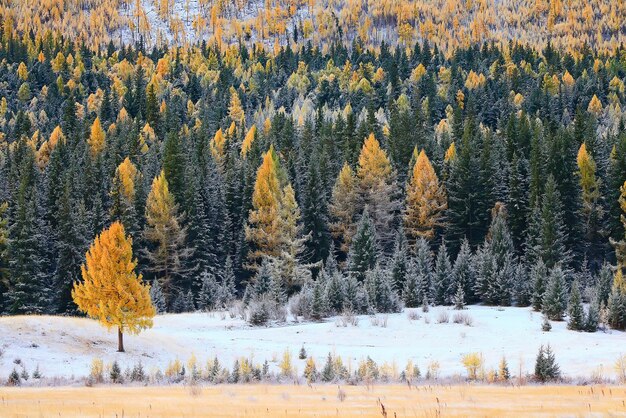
[{"xmin": 118, "ymin": 327, "xmax": 124, "ymax": 352}]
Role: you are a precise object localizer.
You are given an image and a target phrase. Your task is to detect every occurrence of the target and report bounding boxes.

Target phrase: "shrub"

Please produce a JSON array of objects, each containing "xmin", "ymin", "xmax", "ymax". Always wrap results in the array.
[
  {"xmin": 542, "ymin": 315, "xmax": 552, "ymax": 331},
  {"xmin": 279, "ymin": 350, "xmax": 293, "ymax": 378},
  {"xmin": 407, "ymin": 310, "xmax": 421, "ymax": 321},
  {"xmin": 90, "ymin": 358, "xmax": 104, "ymax": 383},
  {"xmin": 615, "ymin": 354, "xmax": 626, "ymax": 383},
  {"xmin": 7, "ymin": 368, "xmax": 20, "ymax": 386},
  {"xmin": 426, "ymin": 361, "xmax": 440, "ymax": 380},
  {"xmin": 461, "ymin": 353, "xmax": 484, "ymax": 380},
  {"xmin": 436, "ymin": 310, "xmax": 450, "ymax": 324},
  {"xmin": 452, "ymin": 312, "xmax": 474, "ymax": 326},
  {"xmin": 299, "ymin": 346, "xmax": 307, "ymax": 360}
]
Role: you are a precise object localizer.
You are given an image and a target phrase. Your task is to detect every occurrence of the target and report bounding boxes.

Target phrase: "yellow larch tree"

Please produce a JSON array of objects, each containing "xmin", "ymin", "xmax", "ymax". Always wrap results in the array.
[
  {"xmin": 210, "ymin": 127, "xmax": 226, "ymax": 165},
  {"xmin": 245, "ymin": 145, "xmax": 284, "ymax": 268},
  {"xmin": 241, "ymin": 124, "xmax": 257, "ymax": 158},
  {"xmin": 143, "ymin": 171, "xmax": 189, "ymax": 305},
  {"xmin": 329, "ymin": 163, "xmax": 359, "ymax": 255},
  {"xmin": 88, "ymin": 117, "xmax": 106, "ymax": 157},
  {"xmin": 404, "ymin": 148, "xmax": 447, "ymax": 242},
  {"xmin": 72, "ymin": 221, "xmax": 154, "ymax": 352}
]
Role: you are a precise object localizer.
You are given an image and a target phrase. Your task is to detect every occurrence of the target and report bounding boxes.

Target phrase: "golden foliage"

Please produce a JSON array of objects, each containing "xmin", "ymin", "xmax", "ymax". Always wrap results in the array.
[
  {"xmin": 72, "ymin": 221, "xmax": 154, "ymax": 348},
  {"xmin": 404, "ymin": 148, "xmax": 447, "ymax": 242}
]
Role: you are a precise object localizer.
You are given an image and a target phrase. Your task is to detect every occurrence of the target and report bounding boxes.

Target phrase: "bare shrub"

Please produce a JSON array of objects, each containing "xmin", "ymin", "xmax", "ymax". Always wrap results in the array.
[
  {"xmin": 369, "ymin": 315, "xmax": 388, "ymax": 328},
  {"xmin": 424, "ymin": 315, "xmax": 430, "ymax": 324},
  {"xmin": 436, "ymin": 310, "xmax": 450, "ymax": 324},
  {"xmin": 337, "ymin": 387, "xmax": 347, "ymax": 402},
  {"xmin": 452, "ymin": 312, "xmax": 474, "ymax": 326},
  {"xmin": 336, "ymin": 311, "xmax": 359, "ymax": 327},
  {"xmin": 407, "ymin": 310, "xmax": 421, "ymax": 321}
]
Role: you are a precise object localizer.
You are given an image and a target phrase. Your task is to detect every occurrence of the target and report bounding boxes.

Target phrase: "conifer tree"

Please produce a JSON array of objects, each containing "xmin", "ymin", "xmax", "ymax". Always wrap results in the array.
[
  {"xmin": 143, "ymin": 171, "xmax": 190, "ymax": 308},
  {"xmin": 531, "ymin": 259, "xmax": 548, "ymax": 311},
  {"xmin": 404, "ymin": 148, "xmax": 447, "ymax": 244},
  {"xmin": 576, "ymin": 143, "xmax": 604, "ymax": 269},
  {"xmin": 403, "ymin": 258, "xmax": 421, "ymax": 308},
  {"xmin": 567, "ymin": 280, "xmax": 585, "ymax": 331},
  {"xmin": 433, "ymin": 239, "xmax": 453, "ymax": 305},
  {"xmin": 357, "ymin": 133, "xmax": 399, "ymax": 253},
  {"xmin": 451, "ymin": 238, "xmax": 475, "ymax": 303},
  {"xmin": 542, "ymin": 265, "xmax": 567, "ymax": 321},
  {"xmin": 72, "ymin": 222, "xmax": 155, "ymax": 352},
  {"xmin": 414, "ymin": 238, "xmax": 434, "ymax": 303},
  {"xmin": 347, "ymin": 208, "xmax": 377, "ymax": 282},
  {"xmin": 197, "ymin": 271, "xmax": 218, "ymax": 311},
  {"xmin": 474, "ymin": 203, "xmax": 516, "ymax": 305},
  {"xmin": 389, "ymin": 229, "xmax": 409, "ymax": 291},
  {"xmin": 534, "ymin": 345, "xmax": 560, "ymax": 382},
  {"xmin": 88, "ymin": 117, "xmax": 106, "ymax": 157},
  {"xmin": 246, "ymin": 146, "xmax": 284, "ymax": 268},
  {"xmin": 149, "ymin": 279, "xmax": 166, "ymax": 314},
  {"xmin": 329, "ymin": 163, "xmax": 359, "ymax": 258}
]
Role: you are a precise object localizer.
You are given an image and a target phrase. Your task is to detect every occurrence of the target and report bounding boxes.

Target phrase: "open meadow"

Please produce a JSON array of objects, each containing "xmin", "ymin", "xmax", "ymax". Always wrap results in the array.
[{"xmin": 2, "ymin": 384, "xmax": 626, "ymax": 417}]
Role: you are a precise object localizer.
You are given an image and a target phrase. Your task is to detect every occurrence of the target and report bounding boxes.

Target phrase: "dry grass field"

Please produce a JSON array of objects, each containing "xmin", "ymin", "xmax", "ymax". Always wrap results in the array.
[{"xmin": 1, "ymin": 384, "xmax": 626, "ymax": 417}]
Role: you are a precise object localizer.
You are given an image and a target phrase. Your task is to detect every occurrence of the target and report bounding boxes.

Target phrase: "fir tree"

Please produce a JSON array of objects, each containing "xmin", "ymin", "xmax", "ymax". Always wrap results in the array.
[
  {"xmin": 433, "ymin": 238, "xmax": 453, "ymax": 305},
  {"xmin": 531, "ymin": 259, "xmax": 548, "ymax": 311},
  {"xmin": 150, "ymin": 279, "xmax": 166, "ymax": 314},
  {"xmin": 347, "ymin": 208, "xmax": 377, "ymax": 282},
  {"xmin": 534, "ymin": 345, "xmax": 560, "ymax": 382},
  {"xmin": 542, "ymin": 266, "xmax": 567, "ymax": 321},
  {"xmin": 567, "ymin": 280, "xmax": 585, "ymax": 330}
]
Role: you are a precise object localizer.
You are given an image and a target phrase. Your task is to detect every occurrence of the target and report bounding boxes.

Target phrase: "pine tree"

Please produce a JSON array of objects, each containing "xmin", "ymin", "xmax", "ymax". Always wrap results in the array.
[
  {"xmin": 542, "ymin": 265, "xmax": 567, "ymax": 321},
  {"xmin": 72, "ymin": 222, "xmax": 155, "ymax": 352},
  {"xmin": 150, "ymin": 279, "xmax": 166, "ymax": 314},
  {"xmin": 567, "ymin": 280, "xmax": 585, "ymax": 330},
  {"xmin": 246, "ymin": 146, "xmax": 284, "ymax": 268},
  {"xmin": 219, "ymin": 255, "xmax": 237, "ymax": 307},
  {"xmin": 531, "ymin": 259, "xmax": 548, "ymax": 311},
  {"xmin": 143, "ymin": 171, "xmax": 191, "ymax": 308},
  {"xmin": 576, "ymin": 143, "xmax": 605, "ymax": 269},
  {"xmin": 357, "ymin": 133, "xmax": 400, "ymax": 253},
  {"xmin": 329, "ymin": 163, "xmax": 358, "ymax": 258},
  {"xmin": 197, "ymin": 271, "xmax": 218, "ymax": 311},
  {"xmin": 451, "ymin": 238, "xmax": 475, "ymax": 303},
  {"xmin": 433, "ymin": 239, "xmax": 453, "ymax": 305},
  {"xmin": 404, "ymin": 148, "xmax": 447, "ymax": 243},
  {"xmin": 403, "ymin": 258, "xmax": 421, "ymax": 307},
  {"xmin": 453, "ymin": 282, "xmax": 466, "ymax": 309},
  {"xmin": 414, "ymin": 238, "xmax": 434, "ymax": 303},
  {"xmin": 534, "ymin": 345, "xmax": 560, "ymax": 382},
  {"xmin": 389, "ymin": 229, "xmax": 408, "ymax": 291},
  {"xmin": 474, "ymin": 203, "xmax": 515, "ymax": 305},
  {"xmin": 88, "ymin": 117, "xmax": 106, "ymax": 157},
  {"xmin": 347, "ymin": 208, "xmax": 377, "ymax": 282},
  {"xmin": 585, "ymin": 297, "xmax": 599, "ymax": 332}
]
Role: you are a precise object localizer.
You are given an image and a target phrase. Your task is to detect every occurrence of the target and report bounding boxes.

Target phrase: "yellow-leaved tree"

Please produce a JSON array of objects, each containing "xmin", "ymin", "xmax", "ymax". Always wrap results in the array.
[
  {"xmin": 72, "ymin": 221, "xmax": 154, "ymax": 352},
  {"xmin": 329, "ymin": 163, "xmax": 359, "ymax": 256},
  {"xmin": 245, "ymin": 145, "xmax": 284, "ymax": 268},
  {"xmin": 404, "ymin": 148, "xmax": 447, "ymax": 243},
  {"xmin": 88, "ymin": 117, "xmax": 106, "ymax": 157}
]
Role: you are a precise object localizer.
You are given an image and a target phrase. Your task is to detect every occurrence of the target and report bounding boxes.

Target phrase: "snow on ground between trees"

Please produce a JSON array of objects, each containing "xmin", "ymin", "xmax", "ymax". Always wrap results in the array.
[{"xmin": 0, "ymin": 305, "xmax": 624, "ymax": 380}]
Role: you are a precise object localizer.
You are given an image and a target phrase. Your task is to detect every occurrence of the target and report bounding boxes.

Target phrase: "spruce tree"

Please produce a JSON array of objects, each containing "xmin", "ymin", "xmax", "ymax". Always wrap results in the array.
[
  {"xmin": 567, "ymin": 280, "xmax": 585, "ymax": 330},
  {"xmin": 389, "ymin": 229, "xmax": 408, "ymax": 291},
  {"xmin": 150, "ymin": 279, "xmax": 166, "ymax": 314},
  {"xmin": 534, "ymin": 345, "xmax": 560, "ymax": 382},
  {"xmin": 531, "ymin": 260, "xmax": 548, "ymax": 311},
  {"xmin": 542, "ymin": 266, "xmax": 567, "ymax": 321},
  {"xmin": 414, "ymin": 238, "xmax": 434, "ymax": 303},
  {"xmin": 433, "ymin": 239, "xmax": 453, "ymax": 305},
  {"xmin": 197, "ymin": 271, "xmax": 218, "ymax": 311},
  {"xmin": 347, "ymin": 208, "xmax": 377, "ymax": 282}
]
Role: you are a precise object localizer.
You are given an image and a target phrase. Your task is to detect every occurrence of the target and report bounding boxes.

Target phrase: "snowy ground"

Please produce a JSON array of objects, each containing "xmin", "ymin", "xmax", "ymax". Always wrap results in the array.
[{"xmin": 1, "ymin": 306, "xmax": 625, "ymax": 380}]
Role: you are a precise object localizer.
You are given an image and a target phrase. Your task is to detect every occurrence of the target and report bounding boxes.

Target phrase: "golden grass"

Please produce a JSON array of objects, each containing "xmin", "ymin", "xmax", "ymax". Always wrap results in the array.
[{"xmin": 1, "ymin": 384, "xmax": 626, "ymax": 417}]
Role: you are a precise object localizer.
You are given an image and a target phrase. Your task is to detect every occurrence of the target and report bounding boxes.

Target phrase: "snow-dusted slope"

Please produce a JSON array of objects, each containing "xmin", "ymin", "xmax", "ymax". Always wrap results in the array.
[{"xmin": 0, "ymin": 306, "xmax": 624, "ymax": 379}]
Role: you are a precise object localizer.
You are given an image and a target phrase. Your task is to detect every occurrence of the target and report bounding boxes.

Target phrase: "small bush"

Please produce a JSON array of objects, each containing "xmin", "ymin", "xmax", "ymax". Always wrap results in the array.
[
  {"xmin": 407, "ymin": 310, "xmax": 421, "ymax": 321},
  {"xmin": 461, "ymin": 353, "xmax": 484, "ymax": 380},
  {"xmin": 369, "ymin": 315, "xmax": 388, "ymax": 327},
  {"xmin": 452, "ymin": 312, "xmax": 474, "ymax": 326},
  {"xmin": 542, "ymin": 316, "xmax": 552, "ymax": 332},
  {"xmin": 7, "ymin": 368, "xmax": 20, "ymax": 386},
  {"xmin": 436, "ymin": 310, "xmax": 450, "ymax": 324},
  {"xmin": 615, "ymin": 354, "xmax": 626, "ymax": 383},
  {"xmin": 335, "ymin": 311, "xmax": 359, "ymax": 327},
  {"xmin": 90, "ymin": 358, "xmax": 104, "ymax": 383}
]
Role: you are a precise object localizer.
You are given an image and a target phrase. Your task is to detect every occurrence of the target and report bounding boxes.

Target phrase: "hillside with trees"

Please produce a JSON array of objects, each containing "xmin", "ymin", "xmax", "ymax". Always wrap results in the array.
[{"xmin": 0, "ymin": 0, "xmax": 625, "ymax": 339}]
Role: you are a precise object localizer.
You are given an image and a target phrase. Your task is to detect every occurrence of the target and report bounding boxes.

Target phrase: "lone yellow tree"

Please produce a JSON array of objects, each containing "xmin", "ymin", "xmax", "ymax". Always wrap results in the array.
[
  {"xmin": 404, "ymin": 148, "xmax": 447, "ymax": 243},
  {"xmin": 72, "ymin": 221, "xmax": 155, "ymax": 352}
]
